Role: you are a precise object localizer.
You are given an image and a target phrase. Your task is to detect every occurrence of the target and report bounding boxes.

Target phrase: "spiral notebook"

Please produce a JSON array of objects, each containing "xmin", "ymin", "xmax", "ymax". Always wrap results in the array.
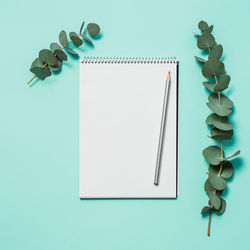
[{"xmin": 79, "ymin": 57, "xmax": 178, "ymax": 198}]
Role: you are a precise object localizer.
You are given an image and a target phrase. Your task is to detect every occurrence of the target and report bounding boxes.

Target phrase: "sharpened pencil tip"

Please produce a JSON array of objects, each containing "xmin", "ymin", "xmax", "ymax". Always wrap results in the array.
[{"xmin": 167, "ymin": 71, "xmax": 171, "ymax": 81}]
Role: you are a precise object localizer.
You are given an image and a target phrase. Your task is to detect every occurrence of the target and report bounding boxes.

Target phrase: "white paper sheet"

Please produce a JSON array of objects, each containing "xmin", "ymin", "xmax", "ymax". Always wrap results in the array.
[{"xmin": 79, "ymin": 58, "xmax": 178, "ymax": 198}]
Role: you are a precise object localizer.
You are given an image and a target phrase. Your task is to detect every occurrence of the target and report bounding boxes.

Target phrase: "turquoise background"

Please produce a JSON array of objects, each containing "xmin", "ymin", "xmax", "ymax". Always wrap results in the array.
[{"xmin": 0, "ymin": 0, "xmax": 249, "ymax": 249}]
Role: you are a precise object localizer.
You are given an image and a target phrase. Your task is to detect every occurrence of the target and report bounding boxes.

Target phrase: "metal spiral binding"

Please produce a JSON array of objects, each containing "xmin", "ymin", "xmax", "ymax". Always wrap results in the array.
[{"xmin": 80, "ymin": 57, "xmax": 178, "ymax": 64}]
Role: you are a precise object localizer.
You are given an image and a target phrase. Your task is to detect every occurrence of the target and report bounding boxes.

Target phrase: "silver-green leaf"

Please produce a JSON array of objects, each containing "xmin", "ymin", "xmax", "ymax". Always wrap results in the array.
[
  {"xmin": 210, "ymin": 128, "xmax": 233, "ymax": 140},
  {"xmin": 208, "ymin": 175, "xmax": 226, "ymax": 190},
  {"xmin": 206, "ymin": 113, "xmax": 233, "ymax": 131},
  {"xmin": 39, "ymin": 49, "xmax": 57, "ymax": 66},
  {"xmin": 81, "ymin": 35, "xmax": 93, "ymax": 44},
  {"xmin": 203, "ymin": 82, "xmax": 216, "ymax": 92},
  {"xmin": 65, "ymin": 47, "xmax": 79, "ymax": 56},
  {"xmin": 201, "ymin": 206, "xmax": 210, "ymax": 214},
  {"xmin": 30, "ymin": 66, "xmax": 51, "ymax": 79},
  {"xmin": 197, "ymin": 32, "xmax": 215, "ymax": 50},
  {"xmin": 214, "ymin": 75, "xmax": 231, "ymax": 92},
  {"xmin": 198, "ymin": 20, "xmax": 209, "ymax": 31},
  {"xmin": 80, "ymin": 21, "xmax": 85, "ymax": 34},
  {"xmin": 208, "ymin": 191, "xmax": 221, "ymax": 209},
  {"xmin": 87, "ymin": 23, "xmax": 100, "ymax": 36},
  {"xmin": 50, "ymin": 43, "xmax": 67, "ymax": 61},
  {"xmin": 213, "ymin": 198, "xmax": 226, "ymax": 214},
  {"xmin": 202, "ymin": 59, "xmax": 225, "ymax": 78},
  {"xmin": 207, "ymin": 93, "xmax": 233, "ymax": 116},
  {"xmin": 203, "ymin": 146, "xmax": 223, "ymax": 165},
  {"xmin": 69, "ymin": 32, "xmax": 83, "ymax": 46},
  {"xmin": 208, "ymin": 44, "xmax": 223, "ymax": 60},
  {"xmin": 59, "ymin": 30, "xmax": 68, "ymax": 47}
]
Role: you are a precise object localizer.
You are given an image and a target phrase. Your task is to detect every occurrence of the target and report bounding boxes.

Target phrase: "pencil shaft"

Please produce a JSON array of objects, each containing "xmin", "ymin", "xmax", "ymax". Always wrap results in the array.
[{"xmin": 154, "ymin": 78, "xmax": 170, "ymax": 185}]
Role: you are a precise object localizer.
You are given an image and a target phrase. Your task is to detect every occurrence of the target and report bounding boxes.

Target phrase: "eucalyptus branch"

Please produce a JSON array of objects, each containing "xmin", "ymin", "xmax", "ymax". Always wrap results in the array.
[
  {"xmin": 194, "ymin": 20, "xmax": 240, "ymax": 236},
  {"xmin": 26, "ymin": 21, "xmax": 101, "ymax": 85}
]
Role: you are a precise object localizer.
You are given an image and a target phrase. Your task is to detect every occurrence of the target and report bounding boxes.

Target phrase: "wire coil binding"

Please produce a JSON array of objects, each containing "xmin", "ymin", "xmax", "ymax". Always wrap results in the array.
[{"xmin": 80, "ymin": 57, "xmax": 178, "ymax": 64}]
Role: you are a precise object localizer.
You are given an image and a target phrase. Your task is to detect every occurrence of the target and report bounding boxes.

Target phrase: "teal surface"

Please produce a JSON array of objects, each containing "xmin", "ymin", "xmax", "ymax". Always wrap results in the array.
[{"xmin": 0, "ymin": 0, "xmax": 249, "ymax": 249}]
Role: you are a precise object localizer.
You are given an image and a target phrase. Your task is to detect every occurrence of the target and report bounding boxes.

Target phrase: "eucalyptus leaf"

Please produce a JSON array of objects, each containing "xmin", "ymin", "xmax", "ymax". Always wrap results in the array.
[
  {"xmin": 208, "ymin": 175, "xmax": 226, "ymax": 190},
  {"xmin": 49, "ymin": 59, "xmax": 62, "ymax": 71},
  {"xmin": 30, "ymin": 66, "xmax": 51, "ymax": 79},
  {"xmin": 207, "ymin": 93, "xmax": 233, "ymax": 116},
  {"xmin": 87, "ymin": 23, "xmax": 100, "ymax": 36},
  {"xmin": 31, "ymin": 58, "xmax": 44, "ymax": 68},
  {"xmin": 39, "ymin": 49, "xmax": 57, "ymax": 66},
  {"xmin": 204, "ymin": 179, "xmax": 214, "ymax": 193},
  {"xmin": 59, "ymin": 30, "xmax": 68, "ymax": 47},
  {"xmin": 210, "ymin": 128, "xmax": 233, "ymax": 140},
  {"xmin": 206, "ymin": 113, "xmax": 233, "ymax": 131},
  {"xmin": 69, "ymin": 32, "xmax": 83, "ymax": 46},
  {"xmin": 203, "ymin": 82, "xmax": 216, "ymax": 92},
  {"xmin": 201, "ymin": 206, "xmax": 210, "ymax": 214},
  {"xmin": 50, "ymin": 43, "xmax": 67, "ymax": 61},
  {"xmin": 80, "ymin": 21, "xmax": 85, "ymax": 34},
  {"xmin": 202, "ymin": 59, "xmax": 225, "ymax": 78},
  {"xmin": 50, "ymin": 42, "xmax": 61, "ymax": 52},
  {"xmin": 65, "ymin": 47, "xmax": 79, "ymax": 56},
  {"xmin": 208, "ymin": 44, "xmax": 223, "ymax": 60},
  {"xmin": 214, "ymin": 75, "xmax": 231, "ymax": 92},
  {"xmin": 197, "ymin": 32, "xmax": 215, "ymax": 50},
  {"xmin": 198, "ymin": 20, "xmax": 209, "ymax": 31},
  {"xmin": 213, "ymin": 198, "xmax": 226, "ymax": 215},
  {"xmin": 81, "ymin": 35, "xmax": 93, "ymax": 44},
  {"xmin": 206, "ymin": 25, "xmax": 213, "ymax": 33},
  {"xmin": 208, "ymin": 191, "xmax": 221, "ymax": 209},
  {"xmin": 202, "ymin": 146, "xmax": 223, "ymax": 165},
  {"xmin": 223, "ymin": 150, "xmax": 241, "ymax": 161},
  {"xmin": 221, "ymin": 161, "xmax": 234, "ymax": 179},
  {"xmin": 195, "ymin": 56, "xmax": 206, "ymax": 63}
]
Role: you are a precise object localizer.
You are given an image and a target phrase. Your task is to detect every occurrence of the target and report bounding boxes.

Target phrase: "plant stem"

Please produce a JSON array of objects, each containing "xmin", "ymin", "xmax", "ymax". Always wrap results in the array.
[
  {"xmin": 207, "ymin": 46, "xmax": 224, "ymax": 236},
  {"xmin": 26, "ymin": 30, "xmax": 87, "ymax": 85},
  {"xmin": 208, "ymin": 209, "xmax": 212, "ymax": 236}
]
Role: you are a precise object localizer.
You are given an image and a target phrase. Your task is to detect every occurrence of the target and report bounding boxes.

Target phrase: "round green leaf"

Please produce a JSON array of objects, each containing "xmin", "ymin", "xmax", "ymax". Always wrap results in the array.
[
  {"xmin": 221, "ymin": 161, "xmax": 234, "ymax": 179},
  {"xmin": 210, "ymin": 128, "xmax": 233, "ymax": 140},
  {"xmin": 30, "ymin": 66, "xmax": 51, "ymax": 79},
  {"xmin": 59, "ymin": 30, "xmax": 68, "ymax": 47},
  {"xmin": 206, "ymin": 113, "xmax": 233, "ymax": 131},
  {"xmin": 208, "ymin": 191, "xmax": 221, "ymax": 209},
  {"xmin": 197, "ymin": 32, "xmax": 215, "ymax": 50},
  {"xmin": 207, "ymin": 93, "xmax": 233, "ymax": 116},
  {"xmin": 202, "ymin": 59, "xmax": 225, "ymax": 78},
  {"xmin": 39, "ymin": 49, "xmax": 57, "ymax": 66},
  {"xmin": 213, "ymin": 198, "xmax": 226, "ymax": 214},
  {"xmin": 198, "ymin": 20, "xmax": 209, "ymax": 31},
  {"xmin": 214, "ymin": 75, "xmax": 231, "ymax": 92},
  {"xmin": 69, "ymin": 32, "xmax": 83, "ymax": 46},
  {"xmin": 49, "ymin": 59, "xmax": 62, "ymax": 71},
  {"xmin": 50, "ymin": 43, "xmax": 67, "ymax": 61},
  {"xmin": 31, "ymin": 58, "xmax": 44, "ymax": 68},
  {"xmin": 208, "ymin": 175, "xmax": 226, "ymax": 190},
  {"xmin": 208, "ymin": 164, "xmax": 220, "ymax": 176},
  {"xmin": 204, "ymin": 179, "xmax": 214, "ymax": 193},
  {"xmin": 81, "ymin": 35, "xmax": 93, "ymax": 44},
  {"xmin": 87, "ymin": 23, "xmax": 100, "ymax": 36},
  {"xmin": 201, "ymin": 206, "xmax": 210, "ymax": 214},
  {"xmin": 203, "ymin": 82, "xmax": 216, "ymax": 92},
  {"xmin": 203, "ymin": 146, "xmax": 223, "ymax": 165},
  {"xmin": 50, "ymin": 42, "xmax": 61, "ymax": 52},
  {"xmin": 209, "ymin": 44, "xmax": 223, "ymax": 60},
  {"xmin": 65, "ymin": 47, "xmax": 79, "ymax": 56}
]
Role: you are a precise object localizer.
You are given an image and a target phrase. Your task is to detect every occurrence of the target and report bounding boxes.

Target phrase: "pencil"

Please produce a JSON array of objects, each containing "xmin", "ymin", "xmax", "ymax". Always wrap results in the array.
[{"xmin": 154, "ymin": 71, "xmax": 171, "ymax": 185}]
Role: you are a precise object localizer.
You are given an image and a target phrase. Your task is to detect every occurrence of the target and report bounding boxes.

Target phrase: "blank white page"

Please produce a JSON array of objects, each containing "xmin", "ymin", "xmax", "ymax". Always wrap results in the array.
[{"xmin": 79, "ymin": 58, "xmax": 178, "ymax": 198}]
